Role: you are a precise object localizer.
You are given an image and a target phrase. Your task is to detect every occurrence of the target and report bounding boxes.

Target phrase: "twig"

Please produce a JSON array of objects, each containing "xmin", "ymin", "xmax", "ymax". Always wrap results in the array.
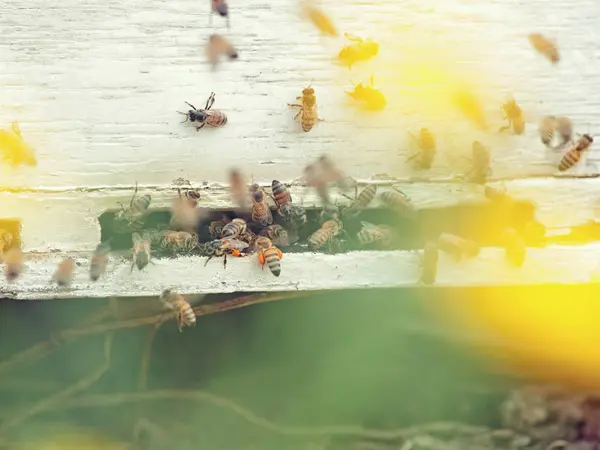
[
  {"xmin": 0, "ymin": 332, "xmax": 113, "ymax": 435},
  {"xmin": 138, "ymin": 321, "xmax": 162, "ymax": 392},
  {"xmin": 45, "ymin": 389, "xmax": 491, "ymax": 441}
]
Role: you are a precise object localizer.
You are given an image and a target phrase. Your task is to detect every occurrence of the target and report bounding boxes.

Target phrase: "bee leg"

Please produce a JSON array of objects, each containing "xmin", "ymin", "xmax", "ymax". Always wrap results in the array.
[
  {"xmin": 288, "ymin": 103, "xmax": 302, "ymax": 108},
  {"xmin": 293, "ymin": 111, "xmax": 302, "ymax": 120},
  {"xmin": 406, "ymin": 152, "xmax": 420, "ymax": 163},
  {"xmin": 204, "ymin": 256, "xmax": 213, "ymax": 267},
  {"xmin": 498, "ymin": 124, "xmax": 511, "ymax": 133},
  {"xmin": 223, "ymin": 253, "xmax": 227, "ymax": 269},
  {"xmin": 130, "ymin": 261, "xmax": 135, "ymax": 273},
  {"xmin": 196, "ymin": 123, "xmax": 207, "ymax": 131}
]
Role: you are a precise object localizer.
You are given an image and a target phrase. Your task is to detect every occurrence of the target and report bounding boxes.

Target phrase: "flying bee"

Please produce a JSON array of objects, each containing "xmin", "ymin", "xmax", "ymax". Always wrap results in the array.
[
  {"xmin": 90, "ymin": 241, "xmax": 111, "ymax": 281},
  {"xmin": 170, "ymin": 194, "xmax": 202, "ymax": 233},
  {"xmin": 206, "ymin": 34, "xmax": 238, "ymax": 69},
  {"xmin": 259, "ymin": 224, "xmax": 290, "ymax": 247},
  {"xmin": 288, "ymin": 84, "xmax": 322, "ymax": 132},
  {"xmin": 209, "ymin": 0, "xmax": 229, "ymax": 27},
  {"xmin": 300, "ymin": 3, "xmax": 338, "ymax": 36},
  {"xmin": 203, "ymin": 238, "xmax": 249, "ymax": 268},
  {"xmin": 173, "ymin": 178, "xmax": 201, "ymax": 208},
  {"xmin": 178, "ymin": 93, "xmax": 227, "ymax": 131},
  {"xmin": 221, "ymin": 218, "xmax": 247, "ymax": 238},
  {"xmin": 52, "ymin": 257, "xmax": 75, "ymax": 287},
  {"xmin": 437, "ymin": 233, "xmax": 480, "ymax": 260},
  {"xmin": 161, "ymin": 231, "xmax": 199, "ymax": 255},
  {"xmin": 499, "ymin": 98, "xmax": 525, "ymax": 135},
  {"xmin": 539, "ymin": 115, "xmax": 557, "ymax": 147},
  {"xmin": 208, "ymin": 220, "xmax": 225, "ymax": 239},
  {"xmin": 379, "ymin": 188, "xmax": 417, "ymax": 219},
  {"xmin": 541, "ymin": 116, "xmax": 574, "ymax": 149},
  {"xmin": 304, "ymin": 162, "xmax": 330, "ymax": 205},
  {"xmin": 131, "ymin": 232, "xmax": 152, "ymax": 272},
  {"xmin": 113, "ymin": 182, "xmax": 152, "ymax": 233},
  {"xmin": 342, "ymin": 184, "xmax": 377, "ymax": 218},
  {"xmin": 554, "ymin": 116, "xmax": 574, "ymax": 148},
  {"xmin": 356, "ymin": 221, "xmax": 395, "ymax": 249},
  {"xmin": 528, "ymin": 33, "xmax": 559, "ymax": 64},
  {"xmin": 317, "ymin": 155, "xmax": 357, "ymax": 194},
  {"xmin": 502, "ymin": 228, "xmax": 526, "ymax": 267},
  {"xmin": 229, "ymin": 168, "xmax": 248, "ymax": 209},
  {"xmin": 255, "ymin": 236, "xmax": 283, "ymax": 277},
  {"xmin": 251, "ymin": 190, "xmax": 273, "ymax": 227},
  {"xmin": 465, "ymin": 141, "xmax": 492, "ymax": 184},
  {"xmin": 337, "ymin": 33, "xmax": 379, "ymax": 69},
  {"xmin": 308, "ymin": 218, "xmax": 343, "ymax": 252},
  {"xmin": 484, "ymin": 183, "xmax": 509, "ymax": 202},
  {"xmin": 419, "ymin": 242, "xmax": 439, "ymax": 285},
  {"xmin": 406, "ymin": 128, "xmax": 436, "ymax": 170},
  {"xmin": 160, "ymin": 289, "xmax": 196, "ymax": 332},
  {"xmin": 271, "ymin": 180, "xmax": 293, "ymax": 218},
  {"xmin": 0, "ymin": 229, "xmax": 13, "ymax": 257},
  {"xmin": 558, "ymin": 134, "xmax": 594, "ymax": 172},
  {"xmin": 3, "ymin": 247, "xmax": 23, "ymax": 281},
  {"xmin": 346, "ymin": 74, "xmax": 386, "ymax": 110}
]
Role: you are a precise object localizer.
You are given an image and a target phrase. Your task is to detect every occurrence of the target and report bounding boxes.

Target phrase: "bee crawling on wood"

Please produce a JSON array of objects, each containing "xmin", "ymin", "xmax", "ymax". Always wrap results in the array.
[
  {"xmin": 356, "ymin": 221, "xmax": 395, "ymax": 249},
  {"xmin": 337, "ymin": 33, "xmax": 379, "ymax": 69},
  {"xmin": 251, "ymin": 189, "xmax": 273, "ymax": 227},
  {"xmin": 406, "ymin": 128, "xmax": 436, "ymax": 170},
  {"xmin": 346, "ymin": 74, "xmax": 386, "ymax": 110},
  {"xmin": 259, "ymin": 224, "xmax": 290, "ymax": 247},
  {"xmin": 308, "ymin": 218, "xmax": 344, "ymax": 252},
  {"xmin": 528, "ymin": 33, "xmax": 559, "ymax": 64},
  {"xmin": 341, "ymin": 184, "xmax": 377, "ymax": 218},
  {"xmin": 419, "ymin": 242, "xmax": 439, "ymax": 285},
  {"xmin": 173, "ymin": 178, "xmax": 201, "ymax": 208},
  {"xmin": 210, "ymin": 0, "xmax": 230, "ymax": 28},
  {"xmin": 161, "ymin": 231, "xmax": 199, "ymax": 255},
  {"xmin": 113, "ymin": 182, "xmax": 152, "ymax": 233},
  {"xmin": 499, "ymin": 98, "xmax": 525, "ymax": 135},
  {"xmin": 379, "ymin": 187, "xmax": 417, "ymax": 219},
  {"xmin": 202, "ymin": 238, "xmax": 249, "ymax": 268},
  {"xmin": 501, "ymin": 228, "xmax": 526, "ymax": 267},
  {"xmin": 160, "ymin": 289, "xmax": 196, "ymax": 332},
  {"xmin": 464, "ymin": 141, "xmax": 492, "ymax": 184},
  {"xmin": 288, "ymin": 83, "xmax": 322, "ymax": 132},
  {"xmin": 208, "ymin": 220, "xmax": 226, "ymax": 239},
  {"xmin": 90, "ymin": 241, "xmax": 111, "ymax": 281},
  {"xmin": 0, "ymin": 229, "xmax": 13, "ymax": 258},
  {"xmin": 3, "ymin": 247, "xmax": 23, "ymax": 281},
  {"xmin": 221, "ymin": 218, "xmax": 247, "ymax": 239},
  {"xmin": 131, "ymin": 232, "xmax": 153, "ymax": 272},
  {"xmin": 52, "ymin": 257, "xmax": 75, "ymax": 287},
  {"xmin": 255, "ymin": 236, "xmax": 283, "ymax": 277},
  {"xmin": 437, "ymin": 233, "xmax": 480, "ymax": 261},
  {"xmin": 206, "ymin": 34, "xmax": 238, "ymax": 69},
  {"xmin": 178, "ymin": 93, "xmax": 228, "ymax": 131},
  {"xmin": 558, "ymin": 133, "xmax": 594, "ymax": 172},
  {"xmin": 270, "ymin": 180, "xmax": 293, "ymax": 219}
]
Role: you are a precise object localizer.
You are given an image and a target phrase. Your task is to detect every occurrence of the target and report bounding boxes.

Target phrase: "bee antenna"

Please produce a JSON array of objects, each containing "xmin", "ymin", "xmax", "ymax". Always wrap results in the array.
[{"xmin": 307, "ymin": 79, "xmax": 313, "ymax": 88}]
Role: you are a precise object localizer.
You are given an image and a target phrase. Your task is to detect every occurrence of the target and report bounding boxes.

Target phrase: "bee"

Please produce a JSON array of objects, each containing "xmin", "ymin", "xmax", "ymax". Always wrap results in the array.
[
  {"xmin": 3, "ymin": 247, "xmax": 24, "ymax": 281},
  {"xmin": 379, "ymin": 188, "xmax": 417, "ymax": 219},
  {"xmin": 502, "ymin": 228, "xmax": 526, "ymax": 267},
  {"xmin": 301, "ymin": 3, "xmax": 337, "ymax": 36},
  {"xmin": 346, "ymin": 74, "xmax": 386, "ymax": 111},
  {"xmin": 406, "ymin": 128, "xmax": 436, "ymax": 170},
  {"xmin": 0, "ymin": 120, "xmax": 37, "ymax": 167},
  {"xmin": 271, "ymin": 180, "xmax": 293, "ymax": 218},
  {"xmin": 356, "ymin": 221, "xmax": 394, "ymax": 249},
  {"xmin": 539, "ymin": 115, "xmax": 557, "ymax": 147},
  {"xmin": 255, "ymin": 236, "xmax": 283, "ymax": 277},
  {"xmin": 203, "ymin": 238, "xmax": 249, "ymax": 268},
  {"xmin": 288, "ymin": 84, "xmax": 321, "ymax": 132},
  {"xmin": 160, "ymin": 289, "xmax": 196, "ymax": 332},
  {"xmin": 131, "ymin": 232, "xmax": 152, "ymax": 272},
  {"xmin": 170, "ymin": 193, "xmax": 202, "ymax": 233},
  {"xmin": 210, "ymin": 0, "xmax": 229, "ymax": 27},
  {"xmin": 90, "ymin": 241, "xmax": 111, "ymax": 281},
  {"xmin": 113, "ymin": 182, "xmax": 152, "ymax": 233},
  {"xmin": 173, "ymin": 178, "xmax": 201, "ymax": 208},
  {"xmin": 161, "ymin": 231, "xmax": 199, "ymax": 254},
  {"xmin": 0, "ymin": 229, "xmax": 13, "ymax": 257},
  {"xmin": 251, "ymin": 190, "xmax": 273, "ymax": 227},
  {"xmin": 317, "ymin": 155, "xmax": 357, "ymax": 193},
  {"xmin": 499, "ymin": 98, "xmax": 525, "ymax": 135},
  {"xmin": 555, "ymin": 116, "xmax": 574, "ymax": 148},
  {"xmin": 178, "ymin": 93, "xmax": 227, "ymax": 131},
  {"xmin": 453, "ymin": 90, "xmax": 487, "ymax": 130},
  {"xmin": 239, "ymin": 228, "xmax": 259, "ymax": 250},
  {"xmin": 465, "ymin": 141, "xmax": 492, "ymax": 184},
  {"xmin": 52, "ymin": 257, "xmax": 75, "ymax": 287},
  {"xmin": 259, "ymin": 224, "xmax": 290, "ymax": 247},
  {"xmin": 304, "ymin": 162, "xmax": 330, "ymax": 205},
  {"xmin": 229, "ymin": 168, "xmax": 248, "ymax": 208},
  {"xmin": 419, "ymin": 242, "xmax": 439, "ymax": 285},
  {"xmin": 221, "ymin": 218, "xmax": 247, "ymax": 238},
  {"xmin": 208, "ymin": 220, "xmax": 225, "ymax": 239},
  {"xmin": 342, "ymin": 184, "xmax": 377, "ymax": 218},
  {"xmin": 558, "ymin": 134, "xmax": 594, "ymax": 172},
  {"xmin": 437, "ymin": 233, "xmax": 480, "ymax": 260},
  {"xmin": 528, "ymin": 33, "xmax": 559, "ymax": 64},
  {"xmin": 320, "ymin": 204, "xmax": 339, "ymax": 223},
  {"xmin": 308, "ymin": 218, "xmax": 343, "ymax": 251},
  {"xmin": 290, "ymin": 204, "xmax": 308, "ymax": 229},
  {"xmin": 337, "ymin": 33, "xmax": 379, "ymax": 69},
  {"xmin": 484, "ymin": 184, "xmax": 508, "ymax": 202},
  {"xmin": 206, "ymin": 34, "xmax": 238, "ymax": 69}
]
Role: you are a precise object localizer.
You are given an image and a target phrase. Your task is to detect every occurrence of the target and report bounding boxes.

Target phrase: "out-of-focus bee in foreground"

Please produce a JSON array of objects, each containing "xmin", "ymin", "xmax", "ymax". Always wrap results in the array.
[
  {"xmin": 337, "ymin": 33, "xmax": 379, "ymax": 69},
  {"xmin": 539, "ymin": 115, "xmax": 573, "ymax": 149},
  {"xmin": 419, "ymin": 242, "xmax": 439, "ymax": 285},
  {"xmin": 52, "ymin": 257, "xmax": 75, "ymax": 287},
  {"xmin": 465, "ymin": 141, "xmax": 492, "ymax": 184},
  {"xmin": 178, "ymin": 93, "xmax": 228, "ymax": 131},
  {"xmin": 288, "ymin": 84, "xmax": 322, "ymax": 132},
  {"xmin": 0, "ymin": 120, "xmax": 37, "ymax": 167},
  {"xmin": 131, "ymin": 232, "xmax": 152, "ymax": 272},
  {"xmin": 501, "ymin": 228, "xmax": 526, "ymax": 267},
  {"xmin": 90, "ymin": 241, "xmax": 111, "ymax": 281},
  {"xmin": 528, "ymin": 33, "xmax": 559, "ymax": 64},
  {"xmin": 210, "ymin": 0, "xmax": 230, "ymax": 28},
  {"xmin": 113, "ymin": 182, "xmax": 152, "ymax": 233},
  {"xmin": 499, "ymin": 98, "xmax": 525, "ymax": 135},
  {"xmin": 0, "ymin": 229, "xmax": 13, "ymax": 258},
  {"xmin": 255, "ymin": 236, "xmax": 283, "ymax": 277},
  {"xmin": 300, "ymin": 2, "xmax": 337, "ymax": 36},
  {"xmin": 160, "ymin": 289, "xmax": 196, "ymax": 332},
  {"xmin": 558, "ymin": 133, "xmax": 594, "ymax": 172},
  {"xmin": 3, "ymin": 247, "xmax": 23, "ymax": 281},
  {"xmin": 406, "ymin": 128, "xmax": 436, "ymax": 170},
  {"xmin": 206, "ymin": 34, "xmax": 238, "ymax": 69},
  {"xmin": 346, "ymin": 74, "xmax": 386, "ymax": 111}
]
